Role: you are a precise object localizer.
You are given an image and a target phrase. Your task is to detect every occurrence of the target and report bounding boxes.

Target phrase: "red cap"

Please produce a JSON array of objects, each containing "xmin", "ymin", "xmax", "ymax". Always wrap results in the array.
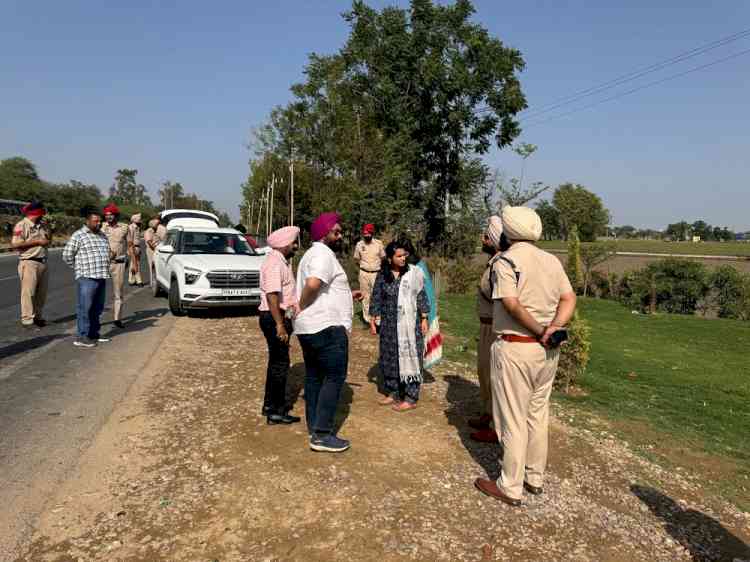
[
  {"xmin": 21, "ymin": 202, "xmax": 46, "ymax": 218},
  {"xmin": 362, "ymin": 223, "xmax": 375, "ymax": 235},
  {"xmin": 103, "ymin": 203, "xmax": 120, "ymax": 215}
]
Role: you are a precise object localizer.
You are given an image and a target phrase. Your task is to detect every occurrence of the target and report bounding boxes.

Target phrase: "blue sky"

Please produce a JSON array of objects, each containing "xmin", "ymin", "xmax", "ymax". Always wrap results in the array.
[{"xmin": 1, "ymin": 1, "xmax": 748, "ymax": 229}]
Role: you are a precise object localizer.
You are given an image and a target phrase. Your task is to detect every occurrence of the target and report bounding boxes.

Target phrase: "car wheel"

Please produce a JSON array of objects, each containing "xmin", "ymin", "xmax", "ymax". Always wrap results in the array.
[
  {"xmin": 169, "ymin": 278, "xmax": 186, "ymax": 316},
  {"xmin": 152, "ymin": 269, "xmax": 165, "ymax": 298}
]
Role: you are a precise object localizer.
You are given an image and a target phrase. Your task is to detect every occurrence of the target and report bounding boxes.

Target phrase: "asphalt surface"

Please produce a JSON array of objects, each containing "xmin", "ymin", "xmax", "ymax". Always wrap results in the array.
[{"xmin": 0, "ymin": 248, "xmax": 176, "ymax": 561}]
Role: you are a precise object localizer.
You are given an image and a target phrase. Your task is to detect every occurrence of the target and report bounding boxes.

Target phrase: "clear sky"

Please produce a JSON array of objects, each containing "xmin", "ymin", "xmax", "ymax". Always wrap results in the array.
[{"xmin": 1, "ymin": 1, "xmax": 748, "ymax": 229}]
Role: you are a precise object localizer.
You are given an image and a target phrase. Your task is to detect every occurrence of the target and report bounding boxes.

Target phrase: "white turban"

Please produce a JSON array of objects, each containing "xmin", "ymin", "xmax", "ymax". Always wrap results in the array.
[
  {"xmin": 501, "ymin": 206, "xmax": 543, "ymax": 242},
  {"xmin": 486, "ymin": 215, "xmax": 503, "ymax": 249}
]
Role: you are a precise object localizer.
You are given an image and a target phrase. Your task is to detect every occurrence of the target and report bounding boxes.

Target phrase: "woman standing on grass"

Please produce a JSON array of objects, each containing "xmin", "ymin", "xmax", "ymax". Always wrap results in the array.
[{"xmin": 369, "ymin": 239, "xmax": 430, "ymax": 411}]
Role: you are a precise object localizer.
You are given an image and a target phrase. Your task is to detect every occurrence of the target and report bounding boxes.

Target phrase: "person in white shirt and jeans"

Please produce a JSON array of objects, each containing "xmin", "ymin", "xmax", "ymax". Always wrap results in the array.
[{"xmin": 295, "ymin": 212, "xmax": 363, "ymax": 453}]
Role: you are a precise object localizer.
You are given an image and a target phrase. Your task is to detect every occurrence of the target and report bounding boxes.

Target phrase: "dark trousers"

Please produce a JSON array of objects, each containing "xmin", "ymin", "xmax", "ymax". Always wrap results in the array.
[
  {"xmin": 259, "ymin": 311, "xmax": 293, "ymax": 415},
  {"xmin": 76, "ymin": 278, "xmax": 106, "ymax": 339},
  {"xmin": 297, "ymin": 325, "xmax": 349, "ymax": 436}
]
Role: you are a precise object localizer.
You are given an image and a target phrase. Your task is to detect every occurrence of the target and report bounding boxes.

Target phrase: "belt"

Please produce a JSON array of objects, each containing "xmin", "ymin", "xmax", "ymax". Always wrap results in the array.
[
  {"xmin": 501, "ymin": 334, "xmax": 540, "ymax": 344},
  {"xmin": 479, "ymin": 317, "xmax": 493, "ymax": 325},
  {"xmin": 360, "ymin": 268, "xmax": 379, "ymax": 273},
  {"xmin": 22, "ymin": 257, "xmax": 47, "ymax": 264}
]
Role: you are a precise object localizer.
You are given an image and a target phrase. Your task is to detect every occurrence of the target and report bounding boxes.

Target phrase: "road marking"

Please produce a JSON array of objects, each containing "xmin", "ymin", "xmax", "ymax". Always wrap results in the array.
[{"xmin": 0, "ymin": 276, "xmax": 17, "ymax": 282}]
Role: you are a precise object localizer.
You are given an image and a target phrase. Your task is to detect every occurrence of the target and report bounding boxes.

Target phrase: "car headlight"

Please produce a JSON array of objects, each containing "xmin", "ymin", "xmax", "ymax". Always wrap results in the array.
[{"xmin": 184, "ymin": 267, "xmax": 202, "ymax": 285}]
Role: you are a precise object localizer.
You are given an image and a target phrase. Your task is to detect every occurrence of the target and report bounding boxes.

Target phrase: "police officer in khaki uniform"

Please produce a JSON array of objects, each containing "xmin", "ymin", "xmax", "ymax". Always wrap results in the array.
[
  {"xmin": 11, "ymin": 202, "xmax": 50, "ymax": 328},
  {"xmin": 469, "ymin": 215, "xmax": 505, "ymax": 443},
  {"xmin": 353, "ymin": 223, "xmax": 385, "ymax": 324},
  {"xmin": 127, "ymin": 213, "xmax": 143, "ymax": 286},
  {"xmin": 101, "ymin": 203, "xmax": 129, "ymax": 328},
  {"xmin": 475, "ymin": 206, "xmax": 576, "ymax": 506},
  {"xmin": 143, "ymin": 217, "xmax": 160, "ymax": 288}
]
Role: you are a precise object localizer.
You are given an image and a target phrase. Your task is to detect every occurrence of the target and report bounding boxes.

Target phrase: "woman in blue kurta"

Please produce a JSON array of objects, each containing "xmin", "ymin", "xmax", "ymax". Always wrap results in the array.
[{"xmin": 369, "ymin": 239, "xmax": 430, "ymax": 411}]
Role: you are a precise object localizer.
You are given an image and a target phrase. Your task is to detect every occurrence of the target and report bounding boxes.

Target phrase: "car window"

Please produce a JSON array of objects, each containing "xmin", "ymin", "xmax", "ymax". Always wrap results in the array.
[
  {"xmin": 181, "ymin": 232, "xmax": 257, "ymax": 255},
  {"xmin": 166, "ymin": 232, "xmax": 179, "ymax": 248}
]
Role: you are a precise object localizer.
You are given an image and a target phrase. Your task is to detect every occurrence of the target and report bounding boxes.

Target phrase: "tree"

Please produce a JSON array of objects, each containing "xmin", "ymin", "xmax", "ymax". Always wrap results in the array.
[
  {"xmin": 512, "ymin": 142, "xmax": 538, "ymax": 192},
  {"xmin": 580, "ymin": 242, "xmax": 617, "ymax": 297},
  {"xmin": 0, "ymin": 156, "xmax": 44, "ymax": 201},
  {"xmin": 691, "ymin": 220, "xmax": 711, "ymax": 241},
  {"xmin": 552, "ymin": 183, "xmax": 610, "ymax": 242},
  {"xmin": 665, "ymin": 221, "xmax": 691, "ymax": 241},
  {"xmin": 535, "ymin": 199, "xmax": 561, "ymax": 240},
  {"xmin": 567, "ymin": 226, "xmax": 584, "ymax": 292},
  {"xmin": 245, "ymin": 0, "xmax": 528, "ymax": 252},
  {"xmin": 109, "ymin": 169, "xmax": 152, "ymax": 207}
]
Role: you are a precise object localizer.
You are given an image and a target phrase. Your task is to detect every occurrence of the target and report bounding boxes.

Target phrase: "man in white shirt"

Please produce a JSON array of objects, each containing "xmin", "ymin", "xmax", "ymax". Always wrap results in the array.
[{"xmin": 296, "ymin": 212, "xmax": 363, "ymax": 453}]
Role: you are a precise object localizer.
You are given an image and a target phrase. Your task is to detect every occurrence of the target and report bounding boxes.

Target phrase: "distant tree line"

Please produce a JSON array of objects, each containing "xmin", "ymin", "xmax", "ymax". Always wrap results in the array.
[
  {"xmin": 607, "ymin": 221, "xmax": 737, "ymax": 242},
  {"xmin": 0, "ymin": 157, "xmax": 231, "ymax": 226}
]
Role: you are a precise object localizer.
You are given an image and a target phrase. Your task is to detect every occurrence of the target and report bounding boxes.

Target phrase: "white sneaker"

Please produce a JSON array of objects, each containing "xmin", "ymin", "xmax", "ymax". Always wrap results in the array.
[{"xmin": 97, "ymin": 337, "xmax": 111, "ymax": 343}]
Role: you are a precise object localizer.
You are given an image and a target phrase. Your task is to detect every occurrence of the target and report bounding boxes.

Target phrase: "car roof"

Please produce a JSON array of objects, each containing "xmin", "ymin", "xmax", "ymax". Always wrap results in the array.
[{"xmin": 169, "ymin": 227, "xmax": 240, "ymax": 234}]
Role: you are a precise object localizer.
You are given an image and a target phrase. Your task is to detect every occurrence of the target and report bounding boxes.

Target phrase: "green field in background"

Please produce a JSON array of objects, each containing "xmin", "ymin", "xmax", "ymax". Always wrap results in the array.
[{"xmin": 538, "ymin": 239, "xmax": 750, "ymax": 257}]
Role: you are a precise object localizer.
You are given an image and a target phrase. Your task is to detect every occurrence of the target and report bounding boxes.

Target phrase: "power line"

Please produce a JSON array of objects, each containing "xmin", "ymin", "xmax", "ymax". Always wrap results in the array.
[
  {"xmin": 521, "ymin": 46, "xmax": 750, "ymax": 129},
  {"xmin": 521, "ymin": 27, "xmax": 750, "ymax": 119}
]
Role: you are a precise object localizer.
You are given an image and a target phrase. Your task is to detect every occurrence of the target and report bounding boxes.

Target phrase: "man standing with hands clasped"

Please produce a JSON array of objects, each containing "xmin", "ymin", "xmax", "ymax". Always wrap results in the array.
[
  {"xmin": 295, "ymin": 212, "xmax": 363, "ymax": 453},
  {"xmin": 474, "ymin": 206, "xmax": 576, "ymax": 506},
  {"xmin": 101, "ymin": 203, "xmax": 129, "ymax": 329},
  {"xmin": 259, "ymin": 225, "xmax": 302, "ymax": 426},
  {"xmin": 353, "ymin": 223, "xmax": 384, "ymax": 325},
  {"xmin": 12, "ymin": 202, "xmax": 50, "ymax": 329}
]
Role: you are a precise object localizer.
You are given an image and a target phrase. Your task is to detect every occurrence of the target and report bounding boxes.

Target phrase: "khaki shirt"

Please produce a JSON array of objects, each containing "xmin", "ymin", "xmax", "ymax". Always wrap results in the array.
[
  {"xmin": 155, "ymin": 224, "xmax": 167, "ymax": 244},
  {"xmin": 492, "ymin": 242, "xmax": 574, "ymax": 337},
  {"xmin": 102, "ymin": 222, "xmax": 129, "ymax": 260},
  {"xmin": 127, "ymin": 223, "xmax": 141, "ymax": 248},
  {"xmin": 353, "ymin": 238, "xmax": 385, "ymax": 272},
  {"xmin": 477, "ymin": 261, "xmax": 494, "ymax": 320},
  {"xmin": 12, "ymin": 217, "xmax": 49, "ymax": 260},
  {"xmin": 143, "ymin": 227, "xmax": 156, "ymax": 252}
]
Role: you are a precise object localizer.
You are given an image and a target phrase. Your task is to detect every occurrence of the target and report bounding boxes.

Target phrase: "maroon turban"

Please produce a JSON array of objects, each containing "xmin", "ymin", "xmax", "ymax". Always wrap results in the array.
[
  {"xmin": 103, "ymin": 203, "xmax": 120, "ymax": 215},
  {"xmin": 310, "ymin": 212, "xmax": 340, "ymax": 242},
  {"xmin": 362, "ymin": 223, "xmax": 375, "ymax": 235},
  {"xmin": 21, "ymin": 201, "xmax": 46, "ymax": 218}
]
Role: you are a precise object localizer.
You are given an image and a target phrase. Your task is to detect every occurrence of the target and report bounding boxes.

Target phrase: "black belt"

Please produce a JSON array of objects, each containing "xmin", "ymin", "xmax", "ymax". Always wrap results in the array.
[
  {"xmin": 22, "ymin": 257, "xmax": 47, "ymax": 264},
  {"xmin": 360, "ymin": 268, "xmax": 379, "ymax": 273}
]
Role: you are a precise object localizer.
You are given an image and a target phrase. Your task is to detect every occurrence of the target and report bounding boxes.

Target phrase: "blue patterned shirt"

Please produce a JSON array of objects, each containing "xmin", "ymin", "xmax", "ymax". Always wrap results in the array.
[{"xmin": 63, "ymin": 226, "xmax": 112, "ymax": 280}]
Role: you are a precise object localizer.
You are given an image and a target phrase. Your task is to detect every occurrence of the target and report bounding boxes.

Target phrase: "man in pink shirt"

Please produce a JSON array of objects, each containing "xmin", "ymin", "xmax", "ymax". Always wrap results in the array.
[{"xmin": 259, "ymin": 226, "xmax": 301, "ymax": 425}]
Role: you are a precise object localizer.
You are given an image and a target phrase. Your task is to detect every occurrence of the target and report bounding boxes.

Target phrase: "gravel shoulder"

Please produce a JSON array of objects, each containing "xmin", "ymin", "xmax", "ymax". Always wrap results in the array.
[{"xmin": 17, "ymin": 314, "xmax": 750, "ymax": 562}]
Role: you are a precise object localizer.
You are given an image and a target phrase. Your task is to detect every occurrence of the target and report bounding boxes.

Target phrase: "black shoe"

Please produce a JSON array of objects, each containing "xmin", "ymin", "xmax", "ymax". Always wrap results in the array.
[
  {"xmin": 114, "ymin": 320, "xmax": 125, "ymax": 329},
  {"xmin": 267, "ymin": 414, "xmax": 301, "ymax": 425},
  {"xmin": 33, "ymin": 318, "xmax": 47, "ymax": 328},
  {"xmin": 524, "ymin": 482, "xmax": 543, "ymax": 496}
]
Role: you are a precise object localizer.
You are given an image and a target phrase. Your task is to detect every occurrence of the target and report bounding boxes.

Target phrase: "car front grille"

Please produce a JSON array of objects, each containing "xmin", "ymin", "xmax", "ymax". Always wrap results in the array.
[{"xmin": 206, "ymin": 270, "xmax": 260, "ymax": 289}]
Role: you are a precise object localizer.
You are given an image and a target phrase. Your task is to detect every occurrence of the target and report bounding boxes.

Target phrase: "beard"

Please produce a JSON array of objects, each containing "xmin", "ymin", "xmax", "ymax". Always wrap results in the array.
[
  {"xmin": 326, "ymin": 238, "xmax": 344, "ymax": 253},
  {"xmin": 363, "ymin": 235, "xmax": 373, "ymax": 242},
  {"xmin": 482, "ymin": 243, "xmax": 497, "ymax": 255}
]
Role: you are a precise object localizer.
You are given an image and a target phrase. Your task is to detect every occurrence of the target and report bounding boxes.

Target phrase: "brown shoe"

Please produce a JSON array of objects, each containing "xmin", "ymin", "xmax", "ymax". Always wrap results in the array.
[
  {"xmin": 524, "ymin": 481, "xmax": 543, "ymax": 496},
  {"xmin": 474, "ymin": 478, "xmax": 522, "ymax": 507},
  {"xmin": 470, "ymin": 428, "xmax": 499, "ymax": 443},
  {"xmin": 468, "ymin": 414, "xmax": 492, "ymax": 430}
]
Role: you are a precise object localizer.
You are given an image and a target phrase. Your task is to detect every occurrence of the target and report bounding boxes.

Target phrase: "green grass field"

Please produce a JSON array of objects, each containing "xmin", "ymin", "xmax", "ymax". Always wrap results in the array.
[
  {"xmin": 438, "ymin": 294, "xmax": 750, "ymax": 505},
  {"xmin": 539, "ymin": 239, "xmax": 750, "ymax": 257}
]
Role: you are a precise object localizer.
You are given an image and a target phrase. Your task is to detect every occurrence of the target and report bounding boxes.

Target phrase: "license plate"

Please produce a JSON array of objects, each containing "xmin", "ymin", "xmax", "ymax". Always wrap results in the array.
[{"xmin": 221, "ymin": 289, "xmax": 252, "ymax": 296}]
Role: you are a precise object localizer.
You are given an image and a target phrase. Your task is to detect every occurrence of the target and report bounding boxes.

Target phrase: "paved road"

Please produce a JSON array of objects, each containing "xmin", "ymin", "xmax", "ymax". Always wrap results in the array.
[{"xmin": 0, "ymin": 249, "xmax": 175, "ymax": 562}]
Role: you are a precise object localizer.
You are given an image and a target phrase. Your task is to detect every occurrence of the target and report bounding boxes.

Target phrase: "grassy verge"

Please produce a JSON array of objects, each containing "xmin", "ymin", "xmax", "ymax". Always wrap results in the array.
[
  {"xmin": 438, "ymin": 293, "xmax": 750, "ymax": 508},
  {"xmin": 539, "ymin": 239, "xmax": 750, "ymax": 257}
]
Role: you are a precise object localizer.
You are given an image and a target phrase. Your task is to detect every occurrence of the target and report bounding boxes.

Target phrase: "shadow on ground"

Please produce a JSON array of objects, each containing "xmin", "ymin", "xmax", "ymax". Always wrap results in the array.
[
  {"xmin": 631, "ymin": 485, "xmax": 750, "ymax": 562},
  {"xmin": 443, "ymin": 374, "xmax": 501, "ymax": 480},
  {"xmin": 0, "ymin": 333, "xmax": 69, "ymax": 361}
]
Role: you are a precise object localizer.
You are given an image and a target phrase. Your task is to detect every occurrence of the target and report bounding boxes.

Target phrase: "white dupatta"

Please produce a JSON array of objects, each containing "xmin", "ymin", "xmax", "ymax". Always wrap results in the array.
[{"xmin": 397, "ymin": 265, "xmax": 425, "ymax": 383}]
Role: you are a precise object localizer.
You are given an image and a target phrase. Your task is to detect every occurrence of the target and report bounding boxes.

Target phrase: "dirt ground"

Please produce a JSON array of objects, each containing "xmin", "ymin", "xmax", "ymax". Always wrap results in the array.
[{"xmin": 17, "ymin": 315, "xmax": 750, "ymax": 562}]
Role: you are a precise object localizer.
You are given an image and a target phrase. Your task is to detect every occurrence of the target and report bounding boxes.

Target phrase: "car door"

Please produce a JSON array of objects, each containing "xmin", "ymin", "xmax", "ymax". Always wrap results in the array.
[{"xmin": 156, "ymin": 230, "xmax": 179, "ymax": 286}]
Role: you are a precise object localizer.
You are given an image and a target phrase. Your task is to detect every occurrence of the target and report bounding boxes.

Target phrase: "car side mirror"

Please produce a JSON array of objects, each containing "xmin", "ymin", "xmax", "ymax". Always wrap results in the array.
[{"xmin": 158, "ymin": 244, "xmax": 174, "ymax": 254}]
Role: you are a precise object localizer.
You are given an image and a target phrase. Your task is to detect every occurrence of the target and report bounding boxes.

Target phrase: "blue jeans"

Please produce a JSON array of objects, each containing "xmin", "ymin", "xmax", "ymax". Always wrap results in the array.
[
  {"xmin": 297, "ymin": 325, "xmax": 349, "ymax": 436},
  {"xmin": 77, "ymin": 278, "xmax": 106, "ymax": 339}
]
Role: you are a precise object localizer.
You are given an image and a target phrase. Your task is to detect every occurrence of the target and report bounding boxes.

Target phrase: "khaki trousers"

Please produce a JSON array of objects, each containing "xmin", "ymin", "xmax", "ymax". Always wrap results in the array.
[
  {"xmin": 359, "ymin": 270, "xmax": 378, "ymax": 323},
  {"xmin": 129, "ymin": 251, "xmax": 143, "ymax": 285},
  {"xmin": 18, "ymin": 260, "xmax": 48, "ymax": 324},
  {"xmin": 477, "ymin": 321, "xmax": 495, "ymax": 416},
  {"xmin": 146, "ymin": 248, "xmax": 155, "ymax": 288},
  {"xmin": 110, "ymin": 262, "xmax": 126, "ymax": 321},
  {"xmin": 491, "ymin": 338, "xmax": 560, "ymax": 500}
]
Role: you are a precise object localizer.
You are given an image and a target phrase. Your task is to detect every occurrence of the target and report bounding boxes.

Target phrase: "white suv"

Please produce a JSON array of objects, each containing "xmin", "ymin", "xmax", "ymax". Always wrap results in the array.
[{"xmin": 152, "ymin": 210, "xmax": 265, "ymax": 316}]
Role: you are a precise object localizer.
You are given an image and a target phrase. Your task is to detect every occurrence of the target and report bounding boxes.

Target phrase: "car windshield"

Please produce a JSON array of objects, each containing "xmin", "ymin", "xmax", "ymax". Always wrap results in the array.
[{"xmin": 180, "ymin": 232, "xmax": 258, "ymax": 255}]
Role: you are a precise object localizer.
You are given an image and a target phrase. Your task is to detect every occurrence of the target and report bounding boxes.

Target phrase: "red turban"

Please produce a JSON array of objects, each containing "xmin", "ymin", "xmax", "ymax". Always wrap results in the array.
[
  {"xmin": 362, "ymin": 223, "xmax": 375, "ymax": 235},
  {"xmin": 310, "ymin": 212, "xmax": 340, "ymax": 242},
  {"xmin": 21, "ymin": 202, "xmax": 46, "ymax": 218},
  {"xmin": 103, "ymin": 203, "xmax": 120, "ymax": 215}
]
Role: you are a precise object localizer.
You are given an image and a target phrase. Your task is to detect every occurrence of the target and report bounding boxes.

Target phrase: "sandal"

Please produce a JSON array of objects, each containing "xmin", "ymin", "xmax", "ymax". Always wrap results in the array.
[
  {"xmin": 378, "ymin": 396, "xmax": 396, "ymax": 406},
  {"xmin": 392, "ymin": 401, "xmax": 418, "ymax": 412}
]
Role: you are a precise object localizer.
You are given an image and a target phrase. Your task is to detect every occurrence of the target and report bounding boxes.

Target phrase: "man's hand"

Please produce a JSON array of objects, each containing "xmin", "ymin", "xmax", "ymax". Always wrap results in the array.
[
  {"xmin": 37, "ymin": 239, "xmax": 50, "ymax": 247},
  {"xmin": 352, "ymin": 290, "xmax": 364, "ymax": 302},
  {"xmin": 539, "ymin": 324, "xmax": 564, "ymax": 348},
  {"xmin": 370, "ymin": 318, "xmax": 379, "ymax": 336},
  {"xmin": 420, "ymin": 318, "xmax": 429, "ymax": 335},
  {"xmin": 276, "ymin": 323, "xmax": 290, "ymax": 344}
]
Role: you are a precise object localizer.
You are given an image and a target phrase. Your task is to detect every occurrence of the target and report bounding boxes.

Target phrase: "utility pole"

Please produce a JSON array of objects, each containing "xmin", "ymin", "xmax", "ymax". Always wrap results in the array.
[
  {"xmin": 270, "ymin": 174, "xmax": 275, "ymax": 234},
  {"xmin": 289, "ymin": 148, "xmax": 295, "ymax": 226}
]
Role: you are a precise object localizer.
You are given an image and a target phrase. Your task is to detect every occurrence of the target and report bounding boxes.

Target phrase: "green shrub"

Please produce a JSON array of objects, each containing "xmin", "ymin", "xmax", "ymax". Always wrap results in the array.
[
  {"xmin": 711, "ymin": 265, "xmax": 750, "ymax": 320},
  {"xmin": 444, "ymin": 258, "xmax": 485, "ymax": 295},
  {"xmin": 556, "ymin": 311, "xmax": 591, "ymax": 392},
  {"xmin": 566, "ymin": 226, "xmax": 584, "ymax": 293},
  {"xmin": 620, "ymin": 259, "xmax": 710, "ymax": 315}
]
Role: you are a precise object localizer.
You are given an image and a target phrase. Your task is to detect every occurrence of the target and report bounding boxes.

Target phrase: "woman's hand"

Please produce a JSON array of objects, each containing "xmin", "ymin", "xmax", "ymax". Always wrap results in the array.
[
  {"xmin": 370, "ymin": 318, "xmax": 379, "ymax": 336},
  {"xmin": 420, "ymin": 318, "xmax": 429, "ymax": 335}
]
